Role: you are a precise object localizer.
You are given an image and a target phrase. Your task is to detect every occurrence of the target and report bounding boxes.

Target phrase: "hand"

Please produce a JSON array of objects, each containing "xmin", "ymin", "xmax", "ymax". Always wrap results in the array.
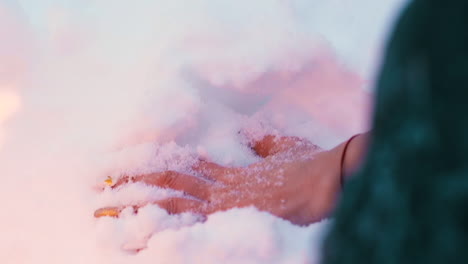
[{"xmin": 95, "ymin": 135, "xmax": 349, "ymax": 225}]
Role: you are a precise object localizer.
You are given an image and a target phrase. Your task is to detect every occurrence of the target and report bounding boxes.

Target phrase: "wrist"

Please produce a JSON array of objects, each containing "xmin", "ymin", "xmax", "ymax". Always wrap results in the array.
[{"xmin": 341, "ymin": 133, "xmax": 369, "ymax": 181}]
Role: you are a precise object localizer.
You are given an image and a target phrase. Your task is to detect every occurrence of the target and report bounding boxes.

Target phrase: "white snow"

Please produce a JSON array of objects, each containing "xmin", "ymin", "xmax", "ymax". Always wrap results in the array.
[{"xmin": 0, "ymin": 0, "xmax": 406, "ymax": 263}]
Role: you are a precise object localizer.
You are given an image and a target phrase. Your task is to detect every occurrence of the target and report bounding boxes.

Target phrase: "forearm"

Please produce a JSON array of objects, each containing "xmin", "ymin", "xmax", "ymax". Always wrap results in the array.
[{"xmin": 297, "ymin": 133, "xmax": 370, "ymax": 220}]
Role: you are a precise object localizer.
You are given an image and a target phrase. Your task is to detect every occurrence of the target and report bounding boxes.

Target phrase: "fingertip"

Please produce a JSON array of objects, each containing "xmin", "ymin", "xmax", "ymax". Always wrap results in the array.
[
  {"xmin": 94, "ymin": 207, "xmax": 121, "ymax": 218},
  {"xmin": 251, "ymin": 134, "xmax": 277, "ymax": 158}
]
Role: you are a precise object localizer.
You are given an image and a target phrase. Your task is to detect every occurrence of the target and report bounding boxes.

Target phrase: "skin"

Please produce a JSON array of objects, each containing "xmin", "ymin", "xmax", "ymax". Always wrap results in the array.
[{"xmin": 95, "ymin": 133, "xmax": 369, "ymax": 226}]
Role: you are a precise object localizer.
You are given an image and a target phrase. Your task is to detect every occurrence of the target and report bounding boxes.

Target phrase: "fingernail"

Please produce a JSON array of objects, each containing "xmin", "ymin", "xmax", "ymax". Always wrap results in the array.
[
  {"xmin": 94, "ymin": 207, "xmax": 121, "ymax": 218},
  {"xmin": 104, "ymin": 176, "xmax": 114, "ymax": 187}
]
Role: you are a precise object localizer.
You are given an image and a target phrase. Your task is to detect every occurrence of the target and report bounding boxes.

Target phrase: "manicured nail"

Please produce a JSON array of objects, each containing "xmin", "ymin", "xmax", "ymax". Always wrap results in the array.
[
  {"xmin": 104, "ymin": 176, "xmax": 114, "ymax": 187},
  {"xmin": 94, "ymin": 207, "xmax": 121, "ymax": 218}
]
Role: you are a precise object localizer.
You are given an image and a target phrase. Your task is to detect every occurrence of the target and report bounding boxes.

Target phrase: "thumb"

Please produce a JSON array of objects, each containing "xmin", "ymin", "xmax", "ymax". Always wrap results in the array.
[{"xmin": 251, "ymin": 135, "xmax": 313, "ymax": 158}]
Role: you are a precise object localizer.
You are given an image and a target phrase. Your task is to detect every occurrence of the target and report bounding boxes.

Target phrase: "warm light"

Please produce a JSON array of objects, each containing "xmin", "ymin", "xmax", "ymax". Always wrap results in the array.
[
  {"xmin": 0, "ymin": 88, "xmax": 21, "ymax": 123},
  {"xmin": 0, "ymin": 88, "xmax": 21, "ymax": 149}
]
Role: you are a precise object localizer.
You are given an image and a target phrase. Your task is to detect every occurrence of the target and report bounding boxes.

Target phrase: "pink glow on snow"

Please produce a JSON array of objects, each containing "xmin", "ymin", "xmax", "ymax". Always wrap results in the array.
[
  {"xmin": 0, "ymin": 89, "xmax": 21, "ymax": 122},
  {"xmin": 267, "ymin": 48, "xmax": 371, "ymax": 135},
  {"xmin": 0, "ymin": 0, "xmax": 406, "ymax": 263}
]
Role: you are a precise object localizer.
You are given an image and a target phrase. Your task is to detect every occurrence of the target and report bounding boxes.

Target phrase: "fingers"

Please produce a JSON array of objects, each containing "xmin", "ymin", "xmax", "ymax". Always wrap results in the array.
[
  {"xmin": 251, "ymin": 135, "xmax": 300, "ymax": 157},
  {"xmin": 110, "ymin": 171, "xmax": 213, "ymax": 201},
  {"xmin": 192, "ymin": 160, "xmax": 243, "ymax": 183},
  {"xmin": 251, "ymin": 135, "xmax": 318, "ymax": 157},
  {"xmin": 130, "ymin": 171, "xmax": 212, "ymax": 201},
  {"xmin": 251, "ymin": 135, "xmax": 279, "ymax": 157},
  {"xmin": 94, "ymin": 205, "xmax": 138, "ymax": 218},
  {"xmin": 110, "ymin": 176, "xmax": 132, "ymax": 188},
  {"xmin": 153, "ymin": 197, "xmax": 207, "ymax": 215},
  {"xmin": 192, "ymin": 160, "xmax": 225, "ymax": 180},
  {"xmin": 95, "ymin": 170, "xmax": 216, "ymax": 219},
  {"xmin": 94, "ymin": 206, "xmax": 122, "ymax": 218},
  {"xmin": 94, "ymin": 198, "xmax": 207, "ymax": 218}
]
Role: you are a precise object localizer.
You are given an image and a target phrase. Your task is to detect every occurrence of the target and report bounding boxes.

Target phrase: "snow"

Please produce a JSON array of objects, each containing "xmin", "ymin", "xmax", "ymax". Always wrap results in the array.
[{"xmin": 0, "ymin": 0, "xmax": 406, "ymax": 263}]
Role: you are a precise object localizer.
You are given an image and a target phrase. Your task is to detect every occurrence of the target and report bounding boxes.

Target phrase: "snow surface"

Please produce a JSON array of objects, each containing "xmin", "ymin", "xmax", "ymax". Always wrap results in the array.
[{"xmin": 0, "ymin": 0, "xmax": 406, "ymax": 263}]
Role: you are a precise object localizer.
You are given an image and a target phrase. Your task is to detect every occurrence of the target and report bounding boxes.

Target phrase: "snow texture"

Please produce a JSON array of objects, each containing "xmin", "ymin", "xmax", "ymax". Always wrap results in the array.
[{"xmin": 0, "ymin": 0, "xmax": 406, "ymax": 263}]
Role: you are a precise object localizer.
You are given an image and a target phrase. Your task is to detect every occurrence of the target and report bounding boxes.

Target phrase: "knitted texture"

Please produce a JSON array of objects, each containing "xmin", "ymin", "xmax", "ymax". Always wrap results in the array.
[{"xmin": 323, "ymin": 1, "xmax": 468, "ymax": 263}]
